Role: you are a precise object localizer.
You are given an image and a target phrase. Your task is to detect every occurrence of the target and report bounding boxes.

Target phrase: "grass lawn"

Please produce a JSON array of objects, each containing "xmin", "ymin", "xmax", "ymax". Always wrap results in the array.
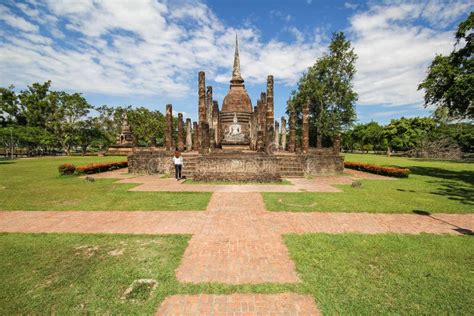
[
  {"xmin": 0, "ymin": 157, "xmax": 210, "ymax": 211},
  {"xmin": 1, "ymin": 233, "xmax": 472, "ymax": 314},
  {"xmin": 286, "ymin": 233, "xmax": 473, "ymax": 315},
  {"xmin": 264, "ymin": 153, "xmax": 474, "ymax": 213}
]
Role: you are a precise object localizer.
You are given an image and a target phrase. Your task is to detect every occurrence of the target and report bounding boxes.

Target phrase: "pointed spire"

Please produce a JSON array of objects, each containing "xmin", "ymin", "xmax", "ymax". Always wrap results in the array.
[{"xmin": 231, "ymin": 34, "xmax": 244, "ymax": 85}]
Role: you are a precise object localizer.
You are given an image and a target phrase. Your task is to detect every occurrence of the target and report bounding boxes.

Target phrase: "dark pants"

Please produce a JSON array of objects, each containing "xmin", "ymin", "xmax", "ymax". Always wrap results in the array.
[{"xmin": 175, "ymin": 164, "xmax": 182, "ymax": 179}]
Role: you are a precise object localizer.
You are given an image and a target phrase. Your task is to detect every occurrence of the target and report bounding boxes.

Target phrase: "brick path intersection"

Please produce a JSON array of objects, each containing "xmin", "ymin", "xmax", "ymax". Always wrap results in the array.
[{"xmin": 1, "ymin": 171, "xmax": 473, "ymax": 315}]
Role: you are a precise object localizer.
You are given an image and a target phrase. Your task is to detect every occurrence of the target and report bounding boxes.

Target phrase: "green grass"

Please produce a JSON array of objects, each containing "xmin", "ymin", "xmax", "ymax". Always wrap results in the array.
[
  {"xmin": 264, "ymin": 153, "xmax": 474, "ymax": 213},
  {"xmin": 285, "ymin": 233, "xmax": 474, "ymax": 315},
  {"xmin": 1, "ymin": 233, "xmax": 472, "ymax": 314},
  {"xmin": 0, "ymin": 157, "xmax": 210, "ymax": 211}
]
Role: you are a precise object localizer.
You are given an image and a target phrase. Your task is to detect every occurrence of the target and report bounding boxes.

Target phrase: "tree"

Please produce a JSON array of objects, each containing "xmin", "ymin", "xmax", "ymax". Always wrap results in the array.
[
  {"xmin": 418, "ymin": 12, "xmax": 473, "ymax": 120},
  {"xmin": 0, "ymin": 85, "xmax": 25, "ymax": 126},
  {"xmin": 289, "ymin": 32, "xmax": 357, "ymax": 145},
  {"xmin": 383, "ymin": 117, "xmax": 437, "ymax": 153}
]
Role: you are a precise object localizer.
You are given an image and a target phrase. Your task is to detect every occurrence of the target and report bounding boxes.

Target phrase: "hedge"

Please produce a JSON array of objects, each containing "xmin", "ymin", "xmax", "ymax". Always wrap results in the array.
[
  {"xmin": 344, "ymin": 161, "xmax": 410, "ymax": 178},
  {"xmin": 58, "ymin": 163, "xmax": 76, "ymax": 175},
  {"xmin": 74, "ymin": 161, "xmax": 128, "ymax": 175}
]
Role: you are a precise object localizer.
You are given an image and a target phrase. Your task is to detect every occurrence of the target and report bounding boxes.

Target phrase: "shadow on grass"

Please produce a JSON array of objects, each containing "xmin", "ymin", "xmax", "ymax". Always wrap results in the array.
[
  {"xmin": 413, "ymin": 210, "xmax": 473, "ymax": 236},
  {"xmin": 407, "ymin": 166, "xmax": 474, "ymax": 206}
]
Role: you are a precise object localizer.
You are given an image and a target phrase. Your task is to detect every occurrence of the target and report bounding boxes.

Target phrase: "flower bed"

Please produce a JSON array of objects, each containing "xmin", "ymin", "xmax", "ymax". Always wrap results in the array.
[
  {"xmin": 74, "ymin": 161, "xmax": 128, "ymax": 175},
  {"xmin": 344, "ymin": 161, "xmax": 410, "ymax": 178},
  {"xmin": 58, "ymin": 163, "xmax": 76, "ymax": 175}
]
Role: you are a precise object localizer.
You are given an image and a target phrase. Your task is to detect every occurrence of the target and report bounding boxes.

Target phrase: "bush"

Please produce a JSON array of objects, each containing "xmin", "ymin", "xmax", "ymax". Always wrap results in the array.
[
  {"xmin": 344, "ymin": 161, "xmax": 410, "ymax": 178},
  {"xmin": 58, "ymin": 163, "xmax": 76, "ymax": 175},
  {"xmin": 75, "ymin": 161, "xmax": 128, "ymax": 175}
]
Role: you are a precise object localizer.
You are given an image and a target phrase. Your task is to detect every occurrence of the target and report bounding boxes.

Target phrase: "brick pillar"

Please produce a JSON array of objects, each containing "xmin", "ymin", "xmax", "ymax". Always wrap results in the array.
[
  {"xmin": 256, "ymin": 131, "xmax": 264, "ymax": 152},
  {"xmin": 274, "ymin": 120, "xmax": 280, "ymax": 151},
  {"xmin": 206, "ymin": 86, "xmax": 213, "ymax": 128},
  {"xmin": 198, "ymin": 71, "xmax": 206, "ymax": 148},
  {"xmin": 316, "ymin": 102, "xmax": 323, "ymax": 149},
  {"xmin": 209, "ymin": 128, "xmax": 216, "ymax": 149},
  {"xmin": 266, "ymin": 75, "xmax": 274, "ymax": 135},
  {"xmin": 192, "ymin": 121, "xmax": 199, "ymax": 151},
  {"xmin": 333, "ymin": 133, "xmax": 341, "ymax": 154},
  {"xmin": 260, "ymin": 92, "xmax": 267, "ymax": 141},
  {"xmin": 165, "ymin": 104, "xmax": 173, "ymax": 151},
  {"xmin": 200, "ymin": 122, "xmax": 210, "ymax": 154},
  {"xmin": 288, "ymin": 110, "xmax": 296, "ymax": 153},
  {"xmin": 281, "ymin": 117, "xmax": 287, "ymax": 151},
  {"xmin": 177, "ymin": 113, "xmax": 184, "ymax": 151},
  {"xmin": 186, "ymin": 118, "xmax": 192, "ymax": 151},
  {"xmin": 302, "ymin": 98, "xmax": 310, "ymax": 153},
  {"xmin": 212, "ymin": 101, "xmax": 220, "ymax": 147},
  {"xmin": 250, "ymin": 107, "xmax": 258, "ymax": 150}
]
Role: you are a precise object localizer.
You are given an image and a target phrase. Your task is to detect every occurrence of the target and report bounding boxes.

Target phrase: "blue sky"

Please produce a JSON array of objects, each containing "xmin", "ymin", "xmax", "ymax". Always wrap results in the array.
[{"xmin": 0, "ymin": 0, "xmax": 472, "ymax": 124}]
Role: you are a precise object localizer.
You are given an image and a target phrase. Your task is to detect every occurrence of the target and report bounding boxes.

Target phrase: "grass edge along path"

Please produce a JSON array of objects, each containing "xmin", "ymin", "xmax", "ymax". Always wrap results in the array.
[
  {"xmin": 0, "ymin": 157, "xmax": 211, "ymax": 211},
  {"xmin": 264, "ymin": 153, "xmax": 473, "ymax": 213},
  {"xmin": 1, "ymin": 232, "xmax": 472, "ymax": 314}
]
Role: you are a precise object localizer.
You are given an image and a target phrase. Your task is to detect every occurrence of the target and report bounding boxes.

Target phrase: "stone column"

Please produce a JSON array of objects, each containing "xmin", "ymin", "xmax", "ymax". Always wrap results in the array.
[
  {"xmin": 209, "ymin": 128, "xmax": 216, "ymax": 149},
  {"xmin": 192, "ymin": 122, "xmax": 199, "ymax": 151},
  {"xmin": 256, "ymin": 131, "xmax": 264, "ymax": 152},
  {"xmin": 302, "ymin": 98, "xmax": 310, "ymax": 153},
  {"xmin": 212, "ymin": 101, "xmax": 220, "ymax": 147},
  {"xmin": 288, "ymin": 110, "xmax": 296, "ymax": 153},
  {"xmin": 256, "ymin": 100, "xmax": 261, "ymax": 130},
  {"xmin": 260, "ymin": 92, "xmax": 267, "ymax": 140},
  {"xmin": 165, "ymin": 104, "xmax": 173, "ymax": 151},
  {"xmin": 266, "ymin": 75, "xmax": 274, "ymax": 133},
  {"xmin": 177, "ymin": 113, "xmax": 184, "ymax": 151},
  {"xmin": 281, "ymin": 117, "xmax": 287, "ymax": 151},
  {"xmin": 198, "ymin": 71, "xmax": 206, "ymax": 125},
  {"xmin": 185, "ymin": 118, "xmax": 192, "ymax": 151},
  {"xmin": 206, "ymin": 86, "xmax": 213, "ymax": 128},
  {"xmin": 250, "ymin": 107, "xmax": 258, "ymax": 150},
  {"xmin": 274, "ymin": 121, "xmax": 280, "ymax": 151},
  {"xmin": 200, "ymin": 122, "xmax": 210, "ymax": 154},
  {"xmin": 316, "ymin": 102, "xmax": 323, "ymax": 149},
  {"xmin": 333, "ymin": 133, "xmax": 341, "ymax": 154}
]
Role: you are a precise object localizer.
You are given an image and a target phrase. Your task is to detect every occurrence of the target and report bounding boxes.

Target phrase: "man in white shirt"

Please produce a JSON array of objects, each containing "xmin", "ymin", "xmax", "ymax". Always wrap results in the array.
[{"xmin": 172, "ymin": 151, "xmax": 183, "ymax": 180}]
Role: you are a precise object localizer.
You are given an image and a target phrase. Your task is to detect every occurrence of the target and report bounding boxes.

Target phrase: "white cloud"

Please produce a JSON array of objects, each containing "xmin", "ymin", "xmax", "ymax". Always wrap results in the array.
[
  {"xmin": 350, "ymin": 0, "xmax": 471, "ymax": 107},
  {"xmin": 0, "ymin": 5, "xmax": 39, "ymax": 32},
  {"xmin": 344, "ymin": 2, "xmax": 359, "ymax": 10}
]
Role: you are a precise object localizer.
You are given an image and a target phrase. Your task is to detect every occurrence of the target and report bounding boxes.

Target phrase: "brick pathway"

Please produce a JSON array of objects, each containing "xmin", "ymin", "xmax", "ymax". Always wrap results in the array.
[
  {"xmin": 91, "ymin": 168, "xmax": 387, "ymax": 193},
  {"xmin": 2, "ymin": 188, "xmax": 473, "ymax": 314},
  {"xmin": 156, "ymin": 293, "xmax": 319, "ymax": 315}
]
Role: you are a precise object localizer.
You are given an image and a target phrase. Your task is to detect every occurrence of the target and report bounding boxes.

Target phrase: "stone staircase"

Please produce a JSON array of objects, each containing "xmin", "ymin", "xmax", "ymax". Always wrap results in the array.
[{"xmin": 277, "ymin": 157, "xmax": 304, "ymax": 177}]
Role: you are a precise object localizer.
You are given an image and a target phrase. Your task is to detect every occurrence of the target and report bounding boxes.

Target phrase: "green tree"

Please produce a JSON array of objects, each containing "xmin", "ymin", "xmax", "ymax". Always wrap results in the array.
[
  {"xmin": 0, "ymin": 85, "xmax": 25, "ymax": 126},
  {"xmin": 418, "ymin": 12, "xmax": 473, "ymax": 120},
  {"xmin": 289, "ymin": 32, "xmax": 357, "ymax": 146},
  {"xmin": 384, "ymin": 117, "xmax": 437, "ymax": 153}
]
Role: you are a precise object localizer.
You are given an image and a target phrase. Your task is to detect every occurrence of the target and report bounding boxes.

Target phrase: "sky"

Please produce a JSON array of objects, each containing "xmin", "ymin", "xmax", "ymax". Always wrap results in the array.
[{"xmin": 0, "ymin": 0, "xmax": 472, "ymax": 125}]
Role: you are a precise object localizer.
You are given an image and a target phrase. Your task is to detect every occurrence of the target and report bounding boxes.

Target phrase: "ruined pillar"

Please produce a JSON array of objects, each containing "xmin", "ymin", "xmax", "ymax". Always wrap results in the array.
[
  {"xmin": 302, "ymin": 98, "xmax": 310, "ymax": 153},
  {"xmin": 274, "ymin": 121, "xmax": 280, "ymax": 151},
  {"xmin": 186, "ymin": 118, "xmax": 192, "ymax": 151},
  {"xmin": 206, "ymin": 86, "xmax": 213, "ymax": 128},
  {"xmin": 200, "ymin": 122, "xmax": 210, "ymax": 154},
  {"xmin": 266, "ymin": 75, "xmax": 274, "ymax": 134},
  {"xmin": 212, "ymin": 101, "xmax": 220, "ymax": 147},
  {"xmin": 177, "ymin": 113, "xmax": 184, "ymax": 151},
  {"xmin": 333, "ymin": 133, "xmax": 341, "ymax": 154},
  {"xmin": 192, "ymin": 122, "xmax": 199, "ymax": 151},
  {"xmin": 260, "ymin": 92, "xmax": 267, "ymax": 140},
  {"xmin": 250, "ymin": 107, "xmax": 258, "ymax": 150},
  {"xmin": 316, "ymin": 102, "xmax": 323, "ymax": 149},
  {"xmin": 198, "ymin": 71, "xmax": 207, "ymax": 147},
  {"xmin": 209, "ymin": 128, "xmax": 216, "ymax": 149},
  {"xmin": 256, "ymin": 131, "xmax": 264, "ymax": 152},
  {"xmin": 165, "ymin": 104, "xmax": 173, "ymax": 151},
  {"xmin": 281, "ymin": 117, "xmax": 287, "ymax": 151},
  {"xmin": 288, "ymin": 110, "xmax": 296, "ymax": 153}
]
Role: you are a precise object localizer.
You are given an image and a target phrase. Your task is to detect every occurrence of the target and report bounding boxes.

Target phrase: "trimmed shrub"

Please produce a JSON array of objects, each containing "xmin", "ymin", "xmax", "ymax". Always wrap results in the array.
[
  {"xmin": 75, "ymin": 161, "xmax": 128, "ymax": 175},
  {"xmin": 344, "ymin": 161, "xmax": 410, "ymax": 178},
  {"xmin": 58, "ymin": 163, "xmax": 76, "ymax": 175}
]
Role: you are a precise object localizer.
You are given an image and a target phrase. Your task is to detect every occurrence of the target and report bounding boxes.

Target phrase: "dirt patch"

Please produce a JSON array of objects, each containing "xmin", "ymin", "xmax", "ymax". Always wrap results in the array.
[
  {"xmin": 75, "ymin": 245, "xmax": 99, "ymax": 257},
  {"xmin": 108, "ymin": 248, "xmax": 124, "ymax": 256}
]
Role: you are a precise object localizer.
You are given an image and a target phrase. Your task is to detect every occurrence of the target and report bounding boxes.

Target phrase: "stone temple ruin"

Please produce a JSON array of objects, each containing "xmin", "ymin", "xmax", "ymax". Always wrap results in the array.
[{"xmin": 124, "ymin": 36, "xmax": 343, "ymax": 181}]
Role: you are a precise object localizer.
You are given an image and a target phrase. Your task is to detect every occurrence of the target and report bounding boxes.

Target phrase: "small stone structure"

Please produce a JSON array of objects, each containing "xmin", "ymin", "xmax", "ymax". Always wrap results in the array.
[
  {"xmin": 107, "ymin": 112, "xmax": 136, "ymax": 155},
  {"xmin": 127, "ymin": 35, "xmax": 343, "ymax": 181}
]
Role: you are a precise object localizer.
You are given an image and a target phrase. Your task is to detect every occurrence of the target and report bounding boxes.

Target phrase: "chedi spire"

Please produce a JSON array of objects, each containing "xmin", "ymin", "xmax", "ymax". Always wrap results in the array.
[{"xmin": 231, "ymin": 34, "xmax": 244, "ymax": 85}]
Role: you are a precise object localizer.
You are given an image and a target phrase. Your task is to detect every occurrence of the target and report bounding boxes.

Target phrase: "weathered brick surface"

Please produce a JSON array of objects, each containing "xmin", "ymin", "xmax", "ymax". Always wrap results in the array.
[{"xmin": 156, "ymin": 293, "xmax": 320, "ymax": 315}]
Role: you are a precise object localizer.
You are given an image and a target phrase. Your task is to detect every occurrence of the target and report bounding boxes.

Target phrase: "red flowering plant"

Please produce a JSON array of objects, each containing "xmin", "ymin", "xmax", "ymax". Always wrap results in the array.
[
  {"xmin": 58, "ymin": 163, "xmax": 76, "ymax": 175},
  {"xmin": 74, "ymin": 161, "xmax": 128, "ymax": 175},
  {"xmin": 344, "ymin": 161, "xmax": 410, "ymax": 178}
]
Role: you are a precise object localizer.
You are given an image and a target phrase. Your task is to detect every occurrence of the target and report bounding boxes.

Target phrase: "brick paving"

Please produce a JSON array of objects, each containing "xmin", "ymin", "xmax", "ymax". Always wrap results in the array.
[{"xmin": 156, "ymin": 293, "xmax": 320, "ymax": 315}]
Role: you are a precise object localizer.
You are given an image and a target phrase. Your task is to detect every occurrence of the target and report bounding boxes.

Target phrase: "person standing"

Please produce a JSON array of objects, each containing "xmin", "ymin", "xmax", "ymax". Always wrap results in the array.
[{"xmin": 172, "ymin": 151, "xmax": 183, "ymax": 180}]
